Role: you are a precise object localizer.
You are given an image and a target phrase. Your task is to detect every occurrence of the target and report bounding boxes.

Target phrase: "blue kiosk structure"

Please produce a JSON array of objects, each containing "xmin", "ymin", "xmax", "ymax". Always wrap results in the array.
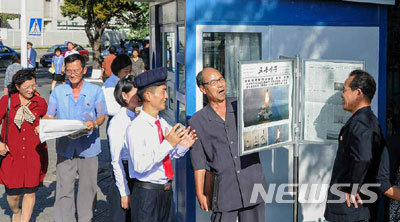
[{"xmin": 146, "ymin": 0, "xmax": 393, "ymax": 221}]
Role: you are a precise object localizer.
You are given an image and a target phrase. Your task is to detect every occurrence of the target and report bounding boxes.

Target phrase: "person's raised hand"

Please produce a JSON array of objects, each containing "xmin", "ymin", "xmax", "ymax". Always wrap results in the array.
[
  {"xmin": 179, "ymin": 126, "xmax": 198, "ymax": 148},
  {"xmin": 165, "ymin": 124, "xmax": 186, "ymax": 147}
]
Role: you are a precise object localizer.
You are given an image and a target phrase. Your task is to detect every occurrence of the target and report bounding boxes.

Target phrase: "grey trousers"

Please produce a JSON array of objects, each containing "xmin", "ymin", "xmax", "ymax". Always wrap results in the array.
[
  {"xmin": 54, "ymin": 155, "xmax": 98, "ymax": 222},
  {"xmin": 211, "ymin": 203, "xmax": 265, "ymax": 222}
]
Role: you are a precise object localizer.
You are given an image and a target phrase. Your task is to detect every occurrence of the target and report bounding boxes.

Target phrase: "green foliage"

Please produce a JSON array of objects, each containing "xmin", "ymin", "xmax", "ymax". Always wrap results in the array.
[
  {"xmin": 0, "ymin": 13, "xmax": 20, "ymax": 25},
  {"xmin": 115, "ymin": 2, "xmax": 150, "ymax": 39},
  {"xmin": 128, "ymin": 25, "xmax": 150, "ymax": 40},
  {"xmin": 60, "ymin": 0, "xmax": 149, "ymax": 31},
  {"xmin": 60, "ymin": 0, "xmax": 150, "ymax": 68}
]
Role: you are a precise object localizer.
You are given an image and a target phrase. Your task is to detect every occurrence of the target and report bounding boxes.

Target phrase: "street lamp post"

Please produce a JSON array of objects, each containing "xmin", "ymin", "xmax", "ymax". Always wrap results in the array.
[{"xmin": 20, "ymin": 0, "xmax": 27, "ymax": 68}]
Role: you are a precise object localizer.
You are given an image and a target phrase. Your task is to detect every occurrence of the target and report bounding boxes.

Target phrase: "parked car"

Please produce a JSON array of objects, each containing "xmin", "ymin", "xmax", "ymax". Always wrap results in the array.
[
  {"xmin": 40, "ymin": 44, "xmax": 89, "ymax": 67},
  {"xmin": 0, "ymin": 45, "xmax": 20, "ymax": 68}
]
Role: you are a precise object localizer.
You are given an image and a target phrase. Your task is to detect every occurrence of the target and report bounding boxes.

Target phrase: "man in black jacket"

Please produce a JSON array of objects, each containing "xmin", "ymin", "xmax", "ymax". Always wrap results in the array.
[{"xmin": 324, "ymin": 70, "xmax": 385, "ymax": 221}]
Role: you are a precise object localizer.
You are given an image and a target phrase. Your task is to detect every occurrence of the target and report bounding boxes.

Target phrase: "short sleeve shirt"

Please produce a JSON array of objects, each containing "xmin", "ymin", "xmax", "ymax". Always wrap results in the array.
[
  {"xmin": 46, "ymin": 80, "xmax": 107, "ymax": 158},
  {"xmin": 52, "ymin": 55, "xmax": 64, "ymax": 75},
  {"xmin": 103, "ymin": 74, "xmax": 120, "ymax": 89},
  {"xmin": 189, "ymin": 98, "xmax": 267, "ymax": 212}
]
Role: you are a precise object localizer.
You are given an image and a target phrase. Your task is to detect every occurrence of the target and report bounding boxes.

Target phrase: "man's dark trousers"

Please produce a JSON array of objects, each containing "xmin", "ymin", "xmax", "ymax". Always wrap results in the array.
[{"xmin": 130, "ymin": 184, "xmax": 173, "ymax": 222}]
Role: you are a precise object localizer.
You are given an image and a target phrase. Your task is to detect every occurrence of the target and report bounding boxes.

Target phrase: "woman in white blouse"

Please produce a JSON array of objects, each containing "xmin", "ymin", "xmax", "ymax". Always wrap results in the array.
[{"xmin": 107, "ymin": 75, "xmax": 141, "ymax": 221}]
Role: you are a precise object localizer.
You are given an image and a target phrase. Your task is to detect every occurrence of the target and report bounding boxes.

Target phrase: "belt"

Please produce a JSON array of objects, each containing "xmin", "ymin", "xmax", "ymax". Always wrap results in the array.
[{"xmin": 134, "ymin": 180, "xmax": 172, "ymax": 191}]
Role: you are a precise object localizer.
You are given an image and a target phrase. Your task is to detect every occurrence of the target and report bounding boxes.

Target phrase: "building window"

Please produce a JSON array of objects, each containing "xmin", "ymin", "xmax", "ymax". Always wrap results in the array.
[
  {"xmin": 202, "ymin": 32, "xmax": 261, "ymax": 97},
  {"xmin": 163, "ymin": 32, "xmax": 176, "ymax": 73}
]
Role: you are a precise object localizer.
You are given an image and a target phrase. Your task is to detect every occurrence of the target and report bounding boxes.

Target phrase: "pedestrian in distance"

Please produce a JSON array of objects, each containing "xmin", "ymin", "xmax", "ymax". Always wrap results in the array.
[
  {"xmin": 0, "ymin": 69, "xmax": 48, "ymax": 222},
  {"xmin": 27, "ymin": 42, "xmax": 37, "ymax": 69},
  {"xmin": 120, "ymin": 39, "xmax": 126, "ymax": 55},
  {"xmin": 50, "ymin": 47, "xmax": 65, "ymax": 91},
  {"xmin": 64, "ymin": 42, "xmax": 79, "ymax": 58},
  {"xmin": 101, "ymin": 45, "xmax": 117, "ymax": 82},
  {"xmin": 4, "ymin": 54, "xmax": 22, "ymax": 95},
  {"xmin": 141, "ymin": 41, "xmax": 150, "ymax": 71},
  {"xmin": 131, "ymin": 49, "xmax": 145, "ymax": 77}
]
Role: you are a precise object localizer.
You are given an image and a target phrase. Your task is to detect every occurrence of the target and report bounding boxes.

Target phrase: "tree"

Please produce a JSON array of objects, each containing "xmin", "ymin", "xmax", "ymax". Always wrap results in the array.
[
  {"xmin": 0, "ymin": 13, "xmax": 20, "ymax": 27},
  {"xmin": 60, "ymin": 0, "xmax": 149, "ymax": 69},
  {"xmin": 113, "ymin": 2, "xmax": 150, "ymax": 40}
]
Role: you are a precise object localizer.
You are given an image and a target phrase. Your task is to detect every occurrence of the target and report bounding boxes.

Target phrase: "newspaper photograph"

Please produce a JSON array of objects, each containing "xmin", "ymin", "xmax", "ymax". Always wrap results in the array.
[
  {"xmin": 239, "ymin": 60, "xmax": 293, "ymax": 155},
  {"xmin": 303, "ymin": 60, "xmax": 364, "ymax": 142}
]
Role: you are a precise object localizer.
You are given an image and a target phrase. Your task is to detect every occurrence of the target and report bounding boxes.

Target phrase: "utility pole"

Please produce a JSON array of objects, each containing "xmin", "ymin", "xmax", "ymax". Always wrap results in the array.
[{"xmin": 20, "ymin": 0, "xmax": 27, "ymax": 68}]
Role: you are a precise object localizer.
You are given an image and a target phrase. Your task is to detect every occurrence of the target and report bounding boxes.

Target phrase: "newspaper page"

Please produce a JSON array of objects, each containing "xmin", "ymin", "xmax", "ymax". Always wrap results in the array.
[
  {"xmin": 239, "ymin": 60, "xmax": 293, "ymax": 155},
  {"xmin": 39, "ymin": 119, "xmax": 88, "ymax": 142},
  {"xmin": 303, "ymin": 60, "xmax": 364, "ymax": 142}
]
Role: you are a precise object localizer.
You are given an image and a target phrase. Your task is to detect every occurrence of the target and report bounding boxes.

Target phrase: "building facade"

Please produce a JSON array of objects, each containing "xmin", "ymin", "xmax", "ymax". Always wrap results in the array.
[
  {"xmin": 0, "ymin": 0, "xmax": 86, "ymax": 31},
  {"xmin": 0, "ymin": 0, "xmax": 89, "ymax": 47}
]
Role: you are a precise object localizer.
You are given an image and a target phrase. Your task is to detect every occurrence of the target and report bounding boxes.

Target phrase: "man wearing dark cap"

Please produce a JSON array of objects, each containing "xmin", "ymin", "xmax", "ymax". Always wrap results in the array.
[{"xmin": 126, "ymin": 67, "xmax": 197, "ymax": 222}]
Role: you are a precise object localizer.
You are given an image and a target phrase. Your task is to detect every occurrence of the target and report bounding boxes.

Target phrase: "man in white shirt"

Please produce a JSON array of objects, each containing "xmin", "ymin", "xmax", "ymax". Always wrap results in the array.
[{"xmin": 126, "ymin": 67, "xmax": 197, "ymax": 222}]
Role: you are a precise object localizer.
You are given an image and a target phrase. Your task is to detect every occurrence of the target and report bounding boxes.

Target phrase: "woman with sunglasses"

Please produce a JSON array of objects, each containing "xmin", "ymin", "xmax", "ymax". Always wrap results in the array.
[
  {"xmin": 107, "ymin": 75, "xmax": 142, "ymax": 221},
  {"xmin": 0, "ymin": 69, "xmax": 48, "ymax": 222}
]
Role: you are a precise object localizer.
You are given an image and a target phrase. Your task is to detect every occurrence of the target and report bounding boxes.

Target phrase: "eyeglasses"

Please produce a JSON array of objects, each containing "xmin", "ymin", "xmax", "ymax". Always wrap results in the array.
[
  {"xmin": 65, "ymin": 69, "xmax": 83, "ymax": 75},
  {"xmin": 342, "ymin": 87, "xmax": 354, "ymax": 93},
  {"xmin": 203, "ymin": 77, "xmax": 225, "ymax": 86},
  {"xmin": 20, "ymin": 84, "xmax": 37, "ymax": 91}
]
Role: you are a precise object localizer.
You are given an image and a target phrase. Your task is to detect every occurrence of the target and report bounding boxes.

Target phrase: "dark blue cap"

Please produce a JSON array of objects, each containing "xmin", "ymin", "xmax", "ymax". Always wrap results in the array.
[{"xmin": 134, "ymin": 67, "xmax": 168, "ymax": 89}]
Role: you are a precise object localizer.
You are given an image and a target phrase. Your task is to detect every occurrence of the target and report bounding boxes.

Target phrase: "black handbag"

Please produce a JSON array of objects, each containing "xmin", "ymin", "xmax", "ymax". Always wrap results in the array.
[{"xmin": 0, "ymin": 94, "xmax": 11, "ymax": 166}]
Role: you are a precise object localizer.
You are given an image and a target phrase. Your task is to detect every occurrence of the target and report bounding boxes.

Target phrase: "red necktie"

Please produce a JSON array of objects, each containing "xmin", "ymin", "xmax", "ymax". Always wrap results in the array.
[{"xmin": 155, "ymin": 119, "xmax": 174, "ymax": 180}]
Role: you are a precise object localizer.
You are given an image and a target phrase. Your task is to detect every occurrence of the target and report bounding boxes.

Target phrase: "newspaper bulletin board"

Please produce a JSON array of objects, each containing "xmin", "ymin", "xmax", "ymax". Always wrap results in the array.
[
  {"xmin": 238, "ymin": 60, "xmax": 294, "ymax": 156},
  {"xmin": 302, "ymin": 60, "xmax": 365, "ymax": 142}
]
